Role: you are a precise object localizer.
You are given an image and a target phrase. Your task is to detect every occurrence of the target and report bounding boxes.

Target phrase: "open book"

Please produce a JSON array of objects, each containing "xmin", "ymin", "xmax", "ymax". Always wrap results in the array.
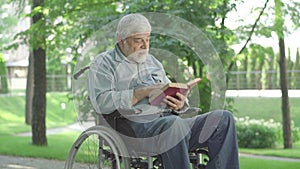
[{"xmin": 149, "ymin": 78, "xmax": 201, "ymax": 105}]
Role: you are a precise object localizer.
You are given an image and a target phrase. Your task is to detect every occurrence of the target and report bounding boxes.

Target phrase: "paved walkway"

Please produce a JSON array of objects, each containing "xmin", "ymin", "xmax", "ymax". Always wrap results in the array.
[
  {"xmin": 0, "ymin": 155, "xmax": 66, "ymax": 169},
  {"xmin": 1, "ymin": 153, "xmax": 300, "ymax": 169},
  {"xmin": 225, "ymin": 89, "xmax": 300, "ymax": 97},
  {"xmin": 240, "ymin": 153, "xmax": 300, "ymax": 162},
  {"xmin": 14, "ymin": 122, "xmax": 91, "ymax": 137}
]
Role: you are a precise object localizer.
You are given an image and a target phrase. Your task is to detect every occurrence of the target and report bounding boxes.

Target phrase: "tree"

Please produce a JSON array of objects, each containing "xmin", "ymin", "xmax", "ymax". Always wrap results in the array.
[
  {"xmin": 0, "ymin": 53, "xmax": 9, "ymax": 93},
  {"xmin": 274, "ymin": 0, "xmax": 292, "ymax": 148},
  {"xmin": 17, "ymin": 0, "xmax": 119, "ymax": 143},
  {"xmin": 31, "ymin": 0, "xmax": 47, "ymax": 146},
  {"xmin": 25, "ymin": 51, "xmax": 33, "ymax": 124},
  {"xmin": 227, "ymin": 0, "xmax": 299, "ymax": 147}
]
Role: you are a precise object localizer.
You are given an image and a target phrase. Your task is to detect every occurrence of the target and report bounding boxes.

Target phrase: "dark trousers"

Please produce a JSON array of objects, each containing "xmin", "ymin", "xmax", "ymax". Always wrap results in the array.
[
  {"xmin": 101, "ymin": 110, "xmax": 240, "ymax": 169},
  {"xmin": 130, "ymin": 110, "xmax": 240, "ymax": 169}
]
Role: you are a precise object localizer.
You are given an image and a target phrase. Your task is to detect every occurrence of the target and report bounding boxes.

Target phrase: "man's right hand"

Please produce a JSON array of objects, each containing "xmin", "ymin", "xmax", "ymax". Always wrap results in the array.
[{"xmin": 132, "ymin": 84, "xmax": 165, "ymax": 105}]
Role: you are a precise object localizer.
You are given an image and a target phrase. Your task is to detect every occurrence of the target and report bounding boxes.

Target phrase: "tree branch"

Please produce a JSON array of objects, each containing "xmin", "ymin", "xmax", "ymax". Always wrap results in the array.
[{"xmin": 226, "ymin": 0, "xmax": 270, "ymax": 85}]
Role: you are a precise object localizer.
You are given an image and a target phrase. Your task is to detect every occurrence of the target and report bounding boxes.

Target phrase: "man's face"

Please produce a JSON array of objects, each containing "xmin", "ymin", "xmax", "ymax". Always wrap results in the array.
[{"xmin": 119, "ymin": 32, "xmax": 150, "ymax": 63}]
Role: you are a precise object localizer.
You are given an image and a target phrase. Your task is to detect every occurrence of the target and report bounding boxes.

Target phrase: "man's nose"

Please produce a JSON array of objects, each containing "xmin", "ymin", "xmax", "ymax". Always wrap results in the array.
[{"xmin": 141, "ymin": 39, "xmax": 149, "ymax": 49}]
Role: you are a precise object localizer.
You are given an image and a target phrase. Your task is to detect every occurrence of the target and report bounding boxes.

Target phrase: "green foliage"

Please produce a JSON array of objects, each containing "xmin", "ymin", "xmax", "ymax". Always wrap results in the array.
[
  {"xmin": 0, "ymin": 53, "xmax": 9, "ymax": 93},
  {"xmin": 261, "ymin": 47, "xmax": 276, "ymax": 89},
  {"xmin": 286, "ymin": 2, "xmax": 300, "ymax": 30},
  {"xmin": 44, "ymin": 0, "xmax": 120, "ymax": 70},
  {"xmin": 292, "ymin": 48, "xmax": 300, "ymax": 88},
  {"xmin": 11, "ymin": 0, "xmax": 120, "ymax": 75},
  {"xmin": 236, "ymin": 116, "xmax": 281, "ymax": 148},
  {"xmin": 8, "ymin": 0, "xmax": 241, "ymax": 113},
  {"xmin": 0, "ymin": 0, "xmax": 18, "ymax": 50},
  {"xmin": 224, "ymin": 97, "xmax": 238, "ymax": 114},
  {"xmin": 230, "ymin": 0, "xmax": 300, "ymax": 90},
  {"xmin": 197, "ymin": 76, "xmax": 211, "ymax": 113},
  {"xmin": 229, "ymin": 44, "xmax": 285, "ymax": 90},
  {"xmin": 236, "ymin": 116, "xmax": 300, "ymax": 148}
]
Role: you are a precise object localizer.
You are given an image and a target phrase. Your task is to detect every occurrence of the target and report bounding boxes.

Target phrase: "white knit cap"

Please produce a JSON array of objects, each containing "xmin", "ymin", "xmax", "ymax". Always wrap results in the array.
[{"xmin": 116, "ymin": 14, "xmax": 151, "ymax": 40}]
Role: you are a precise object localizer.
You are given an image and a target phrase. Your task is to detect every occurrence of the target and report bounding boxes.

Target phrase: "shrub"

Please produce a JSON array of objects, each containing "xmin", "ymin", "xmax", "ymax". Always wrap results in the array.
[
  {"xmin": 235, "ymin": 116, "xmax": 300, "ymax": 148},
  {"xmin": 235, "ymin": 116, "xmax": 281, "ymax": 148},
  {"xmin": 291, "ymin": 121, "xmax": 300, "ymax": 143}
]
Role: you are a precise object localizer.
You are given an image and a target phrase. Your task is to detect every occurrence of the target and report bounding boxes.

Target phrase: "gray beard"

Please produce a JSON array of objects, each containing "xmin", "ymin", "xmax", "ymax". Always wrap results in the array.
[{"xmin": 127, "ymin": 49, "xmax": 148, "ymax": 63}]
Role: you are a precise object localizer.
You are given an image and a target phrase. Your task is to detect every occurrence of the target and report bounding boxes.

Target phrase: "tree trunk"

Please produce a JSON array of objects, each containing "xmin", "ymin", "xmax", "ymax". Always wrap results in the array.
[
  {"xmin": 25, "ymin": 51, "xmax": 33, "ymax": 125},
  {"xmin": 31, "ymin": 0, "xmax": 47, "ymax": 146},
  {"xmin": 275, "ymin": 0, "xmax": 293, "ymax": 148},
  {"xmin": 278, "ymin": 38, "xmax": 293, "ymax": 148}
]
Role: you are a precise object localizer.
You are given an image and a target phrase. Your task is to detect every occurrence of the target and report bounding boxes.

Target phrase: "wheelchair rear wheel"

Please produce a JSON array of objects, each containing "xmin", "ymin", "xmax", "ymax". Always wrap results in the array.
[{"xmin": 64, "ymin": 126, "xmax": 130, "ymax": 169}]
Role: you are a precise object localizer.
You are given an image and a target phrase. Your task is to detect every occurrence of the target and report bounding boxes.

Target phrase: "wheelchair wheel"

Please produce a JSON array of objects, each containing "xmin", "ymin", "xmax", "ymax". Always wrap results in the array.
[{"xmin": 65, "ymin": 126, "xmax": 130, "ymax": 169}]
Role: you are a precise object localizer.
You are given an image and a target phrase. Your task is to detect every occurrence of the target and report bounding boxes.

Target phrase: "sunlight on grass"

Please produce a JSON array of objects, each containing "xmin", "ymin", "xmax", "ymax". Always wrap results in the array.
[
  {"xmin": 0, "ymin": 93, "xmax": 77, "ymax": 135},
  {"xmin": 0, "ymin": 132, "xmax": 80, "ymax": 161},
  {"xmin": 232, "ymin": 97, "xmax": 300, "ymax": 127},
  {"xmin": 240, "ymin": 157, "xmax": 300, "ymax": 169}
]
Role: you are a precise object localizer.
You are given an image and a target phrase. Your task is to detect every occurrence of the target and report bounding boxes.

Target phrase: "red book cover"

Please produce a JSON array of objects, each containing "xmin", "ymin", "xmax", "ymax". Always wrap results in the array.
[{"xmin": 149, "ymin": 78, "xmax": 201, "ymax": 105}]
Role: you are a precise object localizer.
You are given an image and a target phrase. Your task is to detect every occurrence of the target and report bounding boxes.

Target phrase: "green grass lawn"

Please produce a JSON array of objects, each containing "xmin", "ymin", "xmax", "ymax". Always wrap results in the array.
[
  {"xmin": 0, "ymin": 132, "xmax": 80, "ymax": 160},
  {"xmin": 0, "ymin": 93, "xmax": 80, "ymax": 160},
  {"xmin": 239, "ymin": 157, "xmax": 300, "ymax": 169},
  {"xmin": 0, "ymin": 93, "xmax": 299, "ymax": 168},
  {"xmin": 0, "ymin": 92, "xmax": 77, "ymax": 135},
  {"xmin": 230, "ymin": 97, "xmax": 300, "ymax": 127}
]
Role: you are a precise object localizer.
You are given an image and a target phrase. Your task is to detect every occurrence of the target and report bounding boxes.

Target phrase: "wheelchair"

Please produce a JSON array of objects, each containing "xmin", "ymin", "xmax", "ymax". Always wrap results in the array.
[{"xmin": 64, "ymin": 66, "xmax": 210, "ymax": 169}]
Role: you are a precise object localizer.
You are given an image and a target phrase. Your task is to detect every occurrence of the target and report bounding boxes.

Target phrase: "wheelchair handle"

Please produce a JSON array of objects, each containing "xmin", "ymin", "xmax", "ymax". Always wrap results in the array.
[{"xmin": 73, "ymin": 66, "xmax": 90, "ymax": 80}]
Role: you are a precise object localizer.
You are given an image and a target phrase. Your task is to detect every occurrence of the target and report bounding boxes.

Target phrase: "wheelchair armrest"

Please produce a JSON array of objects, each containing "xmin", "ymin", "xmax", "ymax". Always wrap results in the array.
[
  {"xmin": 179, "ymin": 107, "xmax": 202, "ymax": 118},
  {"xmin": 184, "ymin": 107, "xmax": 202, "ymax": 114}
]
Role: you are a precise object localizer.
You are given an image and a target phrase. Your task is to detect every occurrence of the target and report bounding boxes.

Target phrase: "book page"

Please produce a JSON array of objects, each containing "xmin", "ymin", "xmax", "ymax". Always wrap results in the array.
[{"xmin": 187, "ymin": 78, "xmax": 201, "ymax": 88}]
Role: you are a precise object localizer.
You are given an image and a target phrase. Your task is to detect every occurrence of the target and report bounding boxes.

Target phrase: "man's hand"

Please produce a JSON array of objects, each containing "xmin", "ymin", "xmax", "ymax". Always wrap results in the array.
[
  {"xmin": 132, "ymin": 84, "xmax": 165, "ymax": 105},
  {"xmin": 163, "ymin": 92, "xmax": 187, "ymax": 110}
]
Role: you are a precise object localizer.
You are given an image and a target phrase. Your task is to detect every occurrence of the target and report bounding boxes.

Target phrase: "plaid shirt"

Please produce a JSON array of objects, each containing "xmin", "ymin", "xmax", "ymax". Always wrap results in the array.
[{"xmin": 88, "ymin": 44, "xmax": 190, "ymax": 116}]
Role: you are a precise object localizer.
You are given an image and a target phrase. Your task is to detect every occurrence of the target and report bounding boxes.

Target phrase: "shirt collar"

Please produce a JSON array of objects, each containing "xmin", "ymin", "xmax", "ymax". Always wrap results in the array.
[{"xmin": 114, "ymin": 43, "xmax": 135, "ymax": 63}]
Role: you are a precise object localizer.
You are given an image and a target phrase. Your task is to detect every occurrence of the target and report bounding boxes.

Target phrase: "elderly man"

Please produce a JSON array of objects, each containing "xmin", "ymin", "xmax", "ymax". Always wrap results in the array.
[{"xmin": 88, "ymin": 13, "xmax": 240, "ymax": 169}]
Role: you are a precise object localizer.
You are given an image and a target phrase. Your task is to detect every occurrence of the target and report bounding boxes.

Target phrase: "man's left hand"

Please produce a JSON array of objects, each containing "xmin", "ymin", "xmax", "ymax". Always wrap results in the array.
[{"xmin": 163, "ymin": 92, "xmax": 187, "ymax": 110}]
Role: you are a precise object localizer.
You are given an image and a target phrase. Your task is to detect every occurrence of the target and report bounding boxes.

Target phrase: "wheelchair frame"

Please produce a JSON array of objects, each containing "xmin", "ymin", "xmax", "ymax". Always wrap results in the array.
[
  {"xmin": 64, "ymin": 116, "xmax": 210, "ymax": 169},
  {"xmin": 64, "ymin": 66, "xmax": 210, "ymax": 169}
]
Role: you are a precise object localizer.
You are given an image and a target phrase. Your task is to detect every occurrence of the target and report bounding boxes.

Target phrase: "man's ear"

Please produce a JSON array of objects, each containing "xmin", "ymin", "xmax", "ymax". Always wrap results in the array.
[
  {"xmin": 118, "ymin": 40, "xmax": 124, "ymax": 49},
  {"xmin": 117, "ymin": 35, "xmax": 123, "ymax": 43}
]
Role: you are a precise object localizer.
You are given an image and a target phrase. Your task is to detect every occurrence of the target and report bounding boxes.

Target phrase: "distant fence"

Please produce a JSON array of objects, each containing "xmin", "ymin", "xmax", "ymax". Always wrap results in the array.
[
  {"xmin": 227, "ymin": 70, "xmax": 300, "ymax": 90},
  {"xmin": 1, "ymin": 70, "xmax": 300, "ymax": 93},
  {"xmin": 0, "ymin": 74, "xmax": 72, "ymax": 93}
]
